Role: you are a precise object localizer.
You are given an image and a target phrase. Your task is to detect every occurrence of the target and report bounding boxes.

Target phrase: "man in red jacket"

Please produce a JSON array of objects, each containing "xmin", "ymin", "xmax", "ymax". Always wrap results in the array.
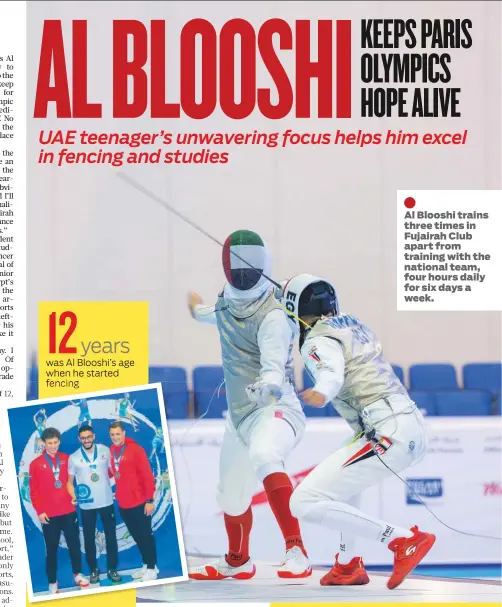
[
  {"xmin": 29, "ymin": 427, "xmax": 90, "ymax": 594},
  {"xmin": 109, "ymin": 421, "xmax": 158, "ymax": 582}
]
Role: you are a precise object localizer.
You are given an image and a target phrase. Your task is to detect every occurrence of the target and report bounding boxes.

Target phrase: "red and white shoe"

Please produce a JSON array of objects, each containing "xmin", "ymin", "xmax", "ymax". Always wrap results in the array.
[
  {"xmin": 74, "ymin": 573, "xmax": 90, "ymax": 588},
  {"xmin": 387, "ymin": 526, "xmax": 436, "ymax": 589},
  {"xmin": 48, "ymin": 582, "xmax": 59, "ymax": 594},
  {"xmin": 188, "ymin": 556, "xmax": 256, "ymax": 581},
  {"xmin": 277, "ymin": 546, "xmax": 312, "ymax": 579},
  {"xmin": 320, "ymin": 554, "xmax": 370, "ymax": 586}
]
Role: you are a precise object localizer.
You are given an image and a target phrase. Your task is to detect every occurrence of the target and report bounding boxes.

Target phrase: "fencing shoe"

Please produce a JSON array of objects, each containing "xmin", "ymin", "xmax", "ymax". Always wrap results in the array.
[
  {"xmin": 277, "ymin": 546, "xmax": 312, "ymax": 579},
  {"xmin": 188, "ymin": 556, "xmax": 256, "ymax": 580},
  {"xmin": 320, "ymin": 554, "xmax": 369, "ymax": 586},
  {"xmin": 387, "ymin": 526, "xmax": 436, "ymax": 589}
]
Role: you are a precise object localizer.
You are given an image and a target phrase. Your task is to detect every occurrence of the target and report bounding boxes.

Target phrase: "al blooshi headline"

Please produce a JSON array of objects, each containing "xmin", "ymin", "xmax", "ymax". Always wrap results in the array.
[{"xmin": 33, "ymin": 18, "xmax": 472, "ymax": 120}]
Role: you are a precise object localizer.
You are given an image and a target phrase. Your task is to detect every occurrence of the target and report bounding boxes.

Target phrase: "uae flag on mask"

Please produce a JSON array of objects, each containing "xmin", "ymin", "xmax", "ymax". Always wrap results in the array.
[{"xmin": 222, "ymin": 230, "xmax": 266, "ymax": 291}]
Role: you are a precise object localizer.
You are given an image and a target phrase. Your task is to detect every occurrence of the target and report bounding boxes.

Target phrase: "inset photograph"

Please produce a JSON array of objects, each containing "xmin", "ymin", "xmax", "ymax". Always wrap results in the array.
[{"xmin": 7, "ymin": 384, "xmax": 187, "ymax": 600}]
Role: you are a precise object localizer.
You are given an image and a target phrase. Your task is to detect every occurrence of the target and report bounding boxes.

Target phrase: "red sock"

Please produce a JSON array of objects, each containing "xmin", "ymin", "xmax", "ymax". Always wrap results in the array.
[
  {"xmin": 224, "ymin": 507, "xmax": 252, "ymax": 567},
  {"xmin": 263, "ymin": 472, "xmax": 306, "ymax": 556}
]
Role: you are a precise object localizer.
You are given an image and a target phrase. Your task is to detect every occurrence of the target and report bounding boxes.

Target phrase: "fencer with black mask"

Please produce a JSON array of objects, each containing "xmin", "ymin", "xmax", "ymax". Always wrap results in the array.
[
  {"xmin": 282, "ymin": 274, "xmax": 435, "ymax": 589},
  {"xmin": 187, "ymin": 230, "xmax": 311, "ymax": 581}
]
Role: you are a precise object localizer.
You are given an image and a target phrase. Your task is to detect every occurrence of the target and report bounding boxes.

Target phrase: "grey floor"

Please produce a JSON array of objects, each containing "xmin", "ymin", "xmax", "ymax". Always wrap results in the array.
[{"xmin": 136, "ymin": 557, "xmax": 502, "ymax": 603}]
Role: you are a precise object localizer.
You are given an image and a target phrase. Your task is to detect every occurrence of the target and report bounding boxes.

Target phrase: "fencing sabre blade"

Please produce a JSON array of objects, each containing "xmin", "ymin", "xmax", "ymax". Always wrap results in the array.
[
  {"xmin": 116, "ymin": 172, "xmax": 281, "ymax": 289},
  {"xmin": 116, "ymin": 171, "xmax": 311, "ymax": 328}
]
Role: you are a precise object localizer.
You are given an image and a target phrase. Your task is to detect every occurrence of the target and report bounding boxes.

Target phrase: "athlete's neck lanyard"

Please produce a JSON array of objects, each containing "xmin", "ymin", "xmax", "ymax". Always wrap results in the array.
[
  {"xmin": 44, "ymin": 452, "xmax": 62, "ymax": 489},
  {"xmin": 81, "ymin": 445, "xmax": 100, "ymax": 482},
  {"xmin": 80, "ymin": 445, "xmax": 97, "ymax": 469},
  {"xmin": 113, "ymin": 444, "xmax": 126, "ymax": 479}
]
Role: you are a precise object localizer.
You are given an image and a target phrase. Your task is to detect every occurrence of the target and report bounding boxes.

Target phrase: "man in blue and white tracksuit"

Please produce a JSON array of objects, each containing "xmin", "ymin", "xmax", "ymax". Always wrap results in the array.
[{"xmin": 67, "ymin": 424, "xmax": 121, "ymax": 585}]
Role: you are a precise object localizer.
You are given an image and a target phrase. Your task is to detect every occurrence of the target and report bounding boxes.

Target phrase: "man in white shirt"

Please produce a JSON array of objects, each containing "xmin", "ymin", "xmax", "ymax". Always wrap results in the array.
[
  {"xmin": 187, "ymin": 230, "xmax": 310, "ymax": 581},
  {"xmin": 67, "ymin": 425, "xmax": 121, "ymax": 585}
]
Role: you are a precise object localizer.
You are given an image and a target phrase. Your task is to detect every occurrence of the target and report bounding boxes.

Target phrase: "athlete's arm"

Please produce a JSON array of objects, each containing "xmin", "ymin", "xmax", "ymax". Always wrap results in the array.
[
  {"xmin": 301, "ymin": 336, "xmax": 345, "ymax": 405},
  {"xmin": 29, "ymin": 461, "xmax": 49, "ymax": 523},
  {"xmin": 136, "ymin": 446, "xmax": 156, "ymax": 514},
  {"xmin": 67, "ymin": 474, "xmax": 77, "ymax": 503},
  {"xmin": 257, "ymin": 309, "xmax": 292, "ymax": 388},
  {"xmin": 188, "ymin": 292, "xmax": 218, "ymax": 325}
]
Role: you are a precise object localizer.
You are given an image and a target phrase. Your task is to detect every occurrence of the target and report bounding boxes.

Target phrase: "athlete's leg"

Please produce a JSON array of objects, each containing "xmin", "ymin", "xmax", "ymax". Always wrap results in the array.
[
  {"xmin": 217, "ymin": 421, "xmax": 257, "ymax": 565},
  {"xmin": 188, "ymin": 420, "xmax": 257, "ymax": 580},
  {"xmin": 80, "ymin": 508, "xmax": 98, "ymax": 571},
  {"xmin": 242, "ymin": 404, "xmax": 311, "ymax": 577},
  {"xmin": 290, "ymin": 434, "xmax": 416, "ymax": 541},
  {"xmin": 290, "ymin": 407, "xmax": 434, "ymax": 588}
]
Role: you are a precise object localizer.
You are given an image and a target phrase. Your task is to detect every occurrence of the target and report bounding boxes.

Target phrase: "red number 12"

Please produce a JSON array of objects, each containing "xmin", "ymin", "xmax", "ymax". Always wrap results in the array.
[{"xmin": 49, "ymin": 311, "xmax": 77, "ymax": 354}]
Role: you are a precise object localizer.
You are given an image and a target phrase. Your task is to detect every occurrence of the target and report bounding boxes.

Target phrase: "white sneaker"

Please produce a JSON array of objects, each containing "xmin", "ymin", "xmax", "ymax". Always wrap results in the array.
[
  {"xmin": 49, "ymin": 582, "xmax": 59, "ymax": 594},
  {"xmin": 133, "ymin": 564, "xmax": 159, "ymax": 579},
  {"xmin": 74, "ymin": 573, "xmax": 90, "ymax": 588},
  {"xmin": 132, "ymin": 564, "xmax": 147, "ymax": 579},
  {"xmin": 277, "ymin": 546, "xmax": 312, "ymax": 579},
  {"xmin": 141, "ymin": 568, "xmax": 159, "ymax": 582},
  {"xmin": 188, "ymin": 556, "xmax": 256, "ymax": 580}
]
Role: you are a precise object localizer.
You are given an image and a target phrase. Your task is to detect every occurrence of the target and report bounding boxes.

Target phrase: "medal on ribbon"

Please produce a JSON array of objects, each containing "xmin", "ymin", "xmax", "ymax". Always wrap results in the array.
[
  {"xmin": 44, "ymin": 452, "xmax": 62, "ymax": 489},
  {"xmin": 113, "ymin": 444, "xmax": 126, "ymax": 479},
  {"xmin": 81, "ymin": 445, "xmax": 100, "ymax": 482}
]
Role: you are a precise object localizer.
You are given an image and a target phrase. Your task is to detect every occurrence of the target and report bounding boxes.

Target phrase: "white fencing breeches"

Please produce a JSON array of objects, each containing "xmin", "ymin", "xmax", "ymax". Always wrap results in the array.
[
  {"xmin": 290, "ymin": 396, "xmax": 427, "ymax": 546},
  {"xmin": 217, "ymin": 406, "xmax": 305, "ymax": 516}
]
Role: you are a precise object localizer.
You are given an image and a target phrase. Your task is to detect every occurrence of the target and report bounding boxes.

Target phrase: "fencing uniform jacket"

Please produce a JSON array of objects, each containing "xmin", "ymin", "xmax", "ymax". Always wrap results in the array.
[{"xmin": 301, "ymin": 314, "xmax": 408, "ymax": 432}]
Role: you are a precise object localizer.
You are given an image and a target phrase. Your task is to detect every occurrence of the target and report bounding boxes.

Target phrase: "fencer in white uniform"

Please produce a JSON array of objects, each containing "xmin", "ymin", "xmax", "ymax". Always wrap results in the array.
[
  {"xmin": 187, "ymin": 230, "xmax": 311, "ymax": 581},
  {"xmin": 281, "ymin": 274, "xmax": 436, "ymax": 589}
]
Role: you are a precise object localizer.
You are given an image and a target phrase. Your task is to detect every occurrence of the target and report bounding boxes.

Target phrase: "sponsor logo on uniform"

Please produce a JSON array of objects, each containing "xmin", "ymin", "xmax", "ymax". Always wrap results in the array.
[
  {"xmin": 76, "ymin": 483, "xmax": 94, "ymax": 505},
  {"xmin": 342, "ymin": 437, "xmax": 393, "ymax": 468},
  {"xmin": 406, "ymin": 478, "xmax": 443, "ymax": 505},
  {"xmin": 308, "ymin": 346, "xmax": 323, "ymax": 365},
  {"xmin": 373, "ymin": 437, "xmax": 392, "ymax": 456},
  {"xmin": 380, "ymin": 525, "xmax": 395, "ymax": 543}
]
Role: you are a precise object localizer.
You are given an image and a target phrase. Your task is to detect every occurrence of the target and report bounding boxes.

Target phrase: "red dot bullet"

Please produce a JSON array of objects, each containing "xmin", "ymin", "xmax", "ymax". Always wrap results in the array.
[{"xmin": 404, "ymin": 197, "xmax": 416, "ymax": 209}]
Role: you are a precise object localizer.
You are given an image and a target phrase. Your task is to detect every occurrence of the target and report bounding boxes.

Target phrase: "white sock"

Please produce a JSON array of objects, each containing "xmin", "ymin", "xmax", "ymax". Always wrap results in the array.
[
  {"xmin": 301, "ymin": 499, "xmax": 413, "ymax": 545},
  {"xmin": 338, "ymin": 533, "xmax": 360, "ymax": 564},
  {"xmin": 378, "ymin": 522, "xmax": 414, "ymax": 545}
]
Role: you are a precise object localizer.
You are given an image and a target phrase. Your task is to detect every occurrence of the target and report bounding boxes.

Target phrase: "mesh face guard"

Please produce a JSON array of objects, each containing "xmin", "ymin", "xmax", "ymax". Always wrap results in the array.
[
  {"xmin": 299, "ymin": 281, "xmax": 338, "ymax": 318},
  {"xmin": 222, "ymin": 230, "xmax": 270, "ymax": 291},
  {"xmin": 281, "ymin": 274, "xmax": 339, "ymax": 335}
]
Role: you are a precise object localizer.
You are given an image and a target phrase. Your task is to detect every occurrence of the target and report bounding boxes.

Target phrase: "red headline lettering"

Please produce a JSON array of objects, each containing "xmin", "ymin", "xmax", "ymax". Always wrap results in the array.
[{"xmin": 34, "ymin": 19, "xmax": 352, "ymax": 120}]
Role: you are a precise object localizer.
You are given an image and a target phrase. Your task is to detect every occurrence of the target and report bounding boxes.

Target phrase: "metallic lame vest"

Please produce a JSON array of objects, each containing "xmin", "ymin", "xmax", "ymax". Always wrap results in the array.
[
  {"xmin": 216, "ymin": 288, "xmax": 295, "ymax": 428},
  {"xmin": 305, "ymin": 314, "xmax": 407, "ymax": 418}
]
